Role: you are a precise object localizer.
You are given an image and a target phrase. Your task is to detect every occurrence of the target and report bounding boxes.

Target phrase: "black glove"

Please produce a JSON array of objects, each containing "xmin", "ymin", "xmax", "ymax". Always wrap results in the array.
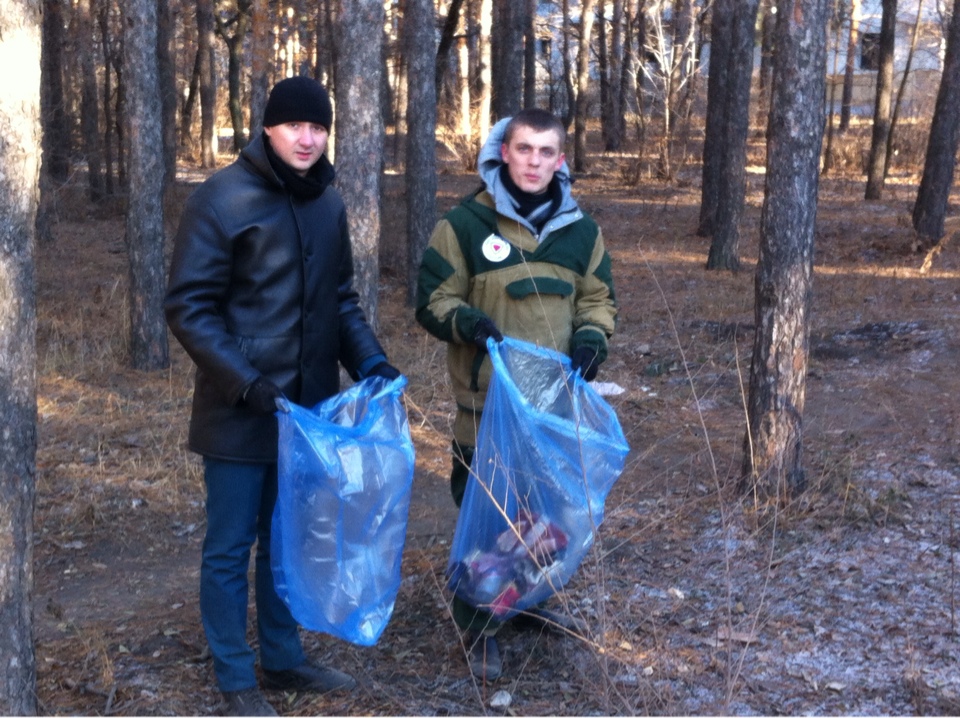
[
  {"xmin": 570, "ymin": 346, "xmax": 601, "ymax": 382},
  {"xmin": 367, "ymin": 361, "xmax": 401, "ymax": 380},
  {"xmin": 473, "ymin": 317, "xmax": 504, "ymax": 350},
  {"xmin": 244, "ymin": 377, "xmax": 285, "ymax": 414}
]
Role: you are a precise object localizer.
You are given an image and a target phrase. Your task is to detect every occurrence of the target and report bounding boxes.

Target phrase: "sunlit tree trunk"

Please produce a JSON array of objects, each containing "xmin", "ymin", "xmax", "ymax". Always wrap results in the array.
[
  {"xmin": 912, "ymin": 0, "xmax": 960, "ymax": 242},
  {"xmin": 335, "ymin": 0, "xmax": 385, "ymax": 327},
  {"xmin": 561, "ymin": 0, "xmax": 575, "ymax": 128},
  {"xmin": 0, "ymin": 1, "xmax": 40, "ymax": 712},
  {"xmin": 124, "ymin": 0, "xmax": 170, "ymax": 371},
  {"xmin": 216, "ymin": 0, "xmax": 252, "ymax": 152},
  {"xmin": 864, "ymin": 0, "xmax": 896, "ymax": 200},
  {"xmin": 743, "ymin": 0, "xmax": 830, "ymax": 503}
]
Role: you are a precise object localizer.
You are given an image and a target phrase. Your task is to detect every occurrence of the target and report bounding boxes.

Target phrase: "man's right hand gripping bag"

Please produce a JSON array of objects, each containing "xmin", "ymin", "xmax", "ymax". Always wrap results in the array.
[
  {"xmin": 271, "ymin": 375, "xmax": 414, "ymax": 646},
  {"xmin": 446, "ymin": 337, "xmax": 629, "ymax": 620}
]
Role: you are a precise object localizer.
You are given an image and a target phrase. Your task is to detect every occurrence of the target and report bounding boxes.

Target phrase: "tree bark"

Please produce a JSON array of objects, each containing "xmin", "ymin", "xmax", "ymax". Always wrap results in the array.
[
  {"xmin": 912, "ymin": 0, "xmax": 960, "ymax": 242},
  {"xmin": 864, "ymin": 0, "xmax": 897, "ymax": 200},
  {"xmin": 706, "ymin": 0, "xmax": 760, "ymax": 271},
  {"xmin": 606, "ymin": 0, "xmax": 625, "ymax": 150},
  {"xmin": 574, "ymin": 0, "xmax": 597, "ymax": 171},
  {"xmin": 742, "ymin": 0, "xmax": 830, "ymax": 502},
  {"xmin": 335, "ymin": 0, "xmax": 385, "ymax": 328},
  {"xmin": 561, "ymin": 0, "xmax": 575, "ymax": 128},
  {"xmin": 197, "ymin": 0, "xmax": 217, "ymax": 167},
  {"xmin": 0, "ymin": 2, "xmax": 40, "ymax": 713},
  {"xmin": 478, "ymin": 0, "xmax": 492, "ymax": 142},
  {"xmin": 436, "ymin": 0, "xmax": 466, "ymax": 101},
  {"xmin": 248, "ymin": 0, "xmax": 270, "ymax": 139},
  {"xmin": 124, "ymin": 0, "xmax": 170, "ymax": 371},
  {"xmin": 78, "ymin": 0, "xmax": 106, "ymax": 200},
  {"xmin": 697, "ymin": 0, "xmax": 733, "ymax": 236},
  {"xmin": 157, "ymin": 0, "xmax": 177, "ymax": 183},
  {"xmin": 492, "ymin": 0, "xmax": 524, "ymax": 118},
  {"xmin": 41, "ymin": 0, "xmax": 70, "ymax": 183},
  {"xmin": 405, "ymin": 0, "xmax": 438, "ymax": 306},
  {"xmin": 215, "ymin": 0, "xmax": 252, "ymax": 152},
  {"xmin": 523, "ymin": 0, "xmax": 538, "ymax": 109}
]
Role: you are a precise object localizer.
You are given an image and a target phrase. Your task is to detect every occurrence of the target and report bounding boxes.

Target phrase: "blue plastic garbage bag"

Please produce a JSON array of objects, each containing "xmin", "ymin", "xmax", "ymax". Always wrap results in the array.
[
  {"xmin": 446, "ymin": 337, "xmax": 629, "ymax": 620},
  {"xmin": 271, "ymin": 375, "xmax": 415, "ymax": 646}
]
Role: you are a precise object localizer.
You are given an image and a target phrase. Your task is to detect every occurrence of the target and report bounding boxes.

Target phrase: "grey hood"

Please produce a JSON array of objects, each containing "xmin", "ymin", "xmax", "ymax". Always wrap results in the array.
[{"xmin": 477, "ymin": 117, "xmax": 582, "ymax": 242}]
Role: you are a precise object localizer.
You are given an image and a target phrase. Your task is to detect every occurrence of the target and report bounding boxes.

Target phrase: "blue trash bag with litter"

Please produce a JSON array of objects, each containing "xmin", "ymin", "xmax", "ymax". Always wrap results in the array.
[
  {"xmin": 271, "ymin": 375, "xmax": 415, "ymax": 646},
  {"xmin": 446, "ymin": 337, "xmax": 629, "ymax": 620}
]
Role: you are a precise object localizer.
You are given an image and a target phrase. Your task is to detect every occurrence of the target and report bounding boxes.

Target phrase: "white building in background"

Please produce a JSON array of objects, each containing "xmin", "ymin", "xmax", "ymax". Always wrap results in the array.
[{"xmin": 824, "ymin": 0, "xmax": 953, "ymax": 116}]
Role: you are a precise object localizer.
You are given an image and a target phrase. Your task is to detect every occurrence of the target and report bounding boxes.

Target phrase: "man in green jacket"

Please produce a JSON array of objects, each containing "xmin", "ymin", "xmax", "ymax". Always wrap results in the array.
[{"xmin": 416, "ymin": 108, "xmax": 617, "ymax": 681}]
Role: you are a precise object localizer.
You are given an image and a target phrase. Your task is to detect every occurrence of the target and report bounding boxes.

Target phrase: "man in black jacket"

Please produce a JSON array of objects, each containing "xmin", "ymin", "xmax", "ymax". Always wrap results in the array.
[{"xmin": 165, "ymin": 76, "xmax": 399, "ymax": 717}]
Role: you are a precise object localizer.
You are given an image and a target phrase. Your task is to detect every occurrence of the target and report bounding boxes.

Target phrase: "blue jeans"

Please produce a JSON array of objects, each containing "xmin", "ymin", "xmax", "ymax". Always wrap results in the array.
[{"xmin": 200, "ymin": 458, "xmax": 305, "ymax": 692}]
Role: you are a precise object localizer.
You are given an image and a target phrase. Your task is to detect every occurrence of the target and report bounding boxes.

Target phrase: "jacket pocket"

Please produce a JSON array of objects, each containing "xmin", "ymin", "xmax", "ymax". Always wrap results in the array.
[{"xmin": 505, "ymin": 277, "xmax": 574, "ymax": 300}]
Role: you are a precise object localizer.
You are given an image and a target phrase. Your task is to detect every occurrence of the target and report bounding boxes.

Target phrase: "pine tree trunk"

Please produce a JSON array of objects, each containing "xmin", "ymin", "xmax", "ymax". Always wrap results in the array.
[
  {"xmin": 78, "ymin": 0, "xmax": 106, "ymax": 200},
  {"xmin": 912, "ymin": 0, "xmax": 960, "ymax": 242},
  {"xmin": 198, "ymin": 0, "xmax": 217, "ymax": 167},
  {"xmin": 248, "ymin": 0, "xmax": 270, "ymax": 139},
  {"xmin": 0, "ymin": 1, "xmax": 40, "ymax": 712},
  {"xmin": 697, "ymin": 0, "xmax": 733, "ymax": 237},
  {"xmin": 492, "ymin": 0, "xmax": 524, "ymax": 118},
  {"xmin": 405, "ymin": 0, "xmax": 438, "ymax": 305},
  {"xmin": 124, "ymin": 0, "xmax": 170, "ymax": 371},
  {"xmin": 706, "ymin": 0, "xmax": 760, "ymax": 271},
  {"xmin": 742, "ymin": 0, "xmax": 830, "ymax": 502},
  {"xmin": 864, "ymin": 0, "xmax": 896, "ymax": 200},
  {"xmin": 574, "ymin": 0, "xmax": 597, "ymax": 171},
  {"xmin": 335, "ymin": 0, "xmax": 385, "ymax": 328}
]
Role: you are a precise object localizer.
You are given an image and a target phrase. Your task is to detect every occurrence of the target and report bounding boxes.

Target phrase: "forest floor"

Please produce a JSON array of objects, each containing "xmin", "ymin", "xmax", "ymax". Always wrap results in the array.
[{"xmin": 31, "ymin": 136, "xmax": 960, "ymax": 716}]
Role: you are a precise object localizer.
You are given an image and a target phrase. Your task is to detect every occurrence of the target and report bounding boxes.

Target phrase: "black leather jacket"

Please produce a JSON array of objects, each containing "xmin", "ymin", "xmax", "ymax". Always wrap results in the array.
[{"xmin": 165, "ymin": 134, "xmax": 385, "ymax": 461}]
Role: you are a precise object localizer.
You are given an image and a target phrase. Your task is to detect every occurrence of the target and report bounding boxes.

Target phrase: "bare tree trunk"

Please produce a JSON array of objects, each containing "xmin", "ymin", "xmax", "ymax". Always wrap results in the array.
[
  {"xmin": 0, "ymin": 2, "xmax": 39, "ymax": 713},
  {"xmin": 405, "ymin": 0, "xmax": 438, "ymax": 305},
  {"xmin": 839, "ymin": 0, "xmax": 861, "ymax": 131},
  {"xmin": 742, "ymin": 0, "xmax": 830, "ymax": 502},
  {"xmin": 335, "ymin": 0, "xmax": 385, "ymax": 328},
  {"xmin": 98, "ymin": 3, "xmax": 117, "ymax": 194},
  {"xmin": 215, "ymin": 0, "xmax": 252, "ymax": 152},
  {"xmin": 157, "ymin": 0, "xmax": 177, "ymax": 182},
  {"xmin": 181, "ymin": 46, "xmax": 201, "ymax": 146},
  {"xmin": 822, "ymin": 0, "xmax": 843, "ymax": 176},
  {"xmin": 249, "ymin": 0, "xmax": 270, "ymax": 139},
  {"xmin": 912, "ymin": 0, "xmax": 960, "ymax": 242},
  {"xmin": 574, "ymin": 0, "xmax": 597, "ymax": 171},
  {"xmin": 607, "ymin": 0, "xmax": 625, "ymax": 150},
  {"xmin": 457, "ymin": 12, "xmax": 472, "ymax": 147},
  {"xmin": 124, "ymin": 0, "xmax": 170, "ymax": 371},
  {"xmin": 197, "ymin": 0, "xmax": 217, "ymax": 167},
  {"xmin": 78, "ymin": 0, "xmax": 106, "ymax": 200},
  {"xmin": 492, "ymin": 0, "xmax": 524, "ymax": 118},
  {"xmin": 39, "ymin": 0, "xmax": 70, "ymax": 242},
  {"xmin": 523, "ymin": 0, "xmax": 538, "ymax": 108},
  {"xmin": 755, "ymin": 0, "xmax": 776, "ymax": 127},
  {"xmin": 864, "ymin": 0, "xmax": 896, "ymax": 200},
  {"xmin": 697, "ymin": 0, "xmax": 733, "ymax": 236},
  {"xmin": 706, "ymin": 0, "xmax": 760, "ymax": 271},
  {"xmin": 561, "ymin": 0, "xmax": 575, "ymax": 128},
  {"xmin": 437, "ymin": 0, "xmax": 466, "ymax": 101}
]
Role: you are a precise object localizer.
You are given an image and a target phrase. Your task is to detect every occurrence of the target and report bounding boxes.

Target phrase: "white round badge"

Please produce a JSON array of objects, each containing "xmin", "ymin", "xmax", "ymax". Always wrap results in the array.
[{"xmin": 481, "ymin": 234, "xmax": 511, "ymax": 262}]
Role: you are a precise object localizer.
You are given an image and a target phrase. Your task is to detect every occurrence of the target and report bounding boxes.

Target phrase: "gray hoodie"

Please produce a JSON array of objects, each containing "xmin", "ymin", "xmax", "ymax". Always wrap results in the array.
[{"xmin": 476, "ymin": 117, "xmax": 584, "ymax": 244}]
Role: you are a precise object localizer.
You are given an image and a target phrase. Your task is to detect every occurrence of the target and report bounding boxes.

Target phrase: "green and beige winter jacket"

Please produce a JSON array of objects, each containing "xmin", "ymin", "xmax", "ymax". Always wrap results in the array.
[{"xmin": 415, "ymin": 119, "xmax": 617, "ymax": 428}]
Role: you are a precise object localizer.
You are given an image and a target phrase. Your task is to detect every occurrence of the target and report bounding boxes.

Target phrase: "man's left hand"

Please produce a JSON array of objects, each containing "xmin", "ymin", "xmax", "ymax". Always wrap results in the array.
[
  {"xmin": 367, "ymin": 361, "xmax": 402, "ymax": 380},
  {"xmin": 570, "ymin": 347, "xmax": 601, "ymax": 382}
]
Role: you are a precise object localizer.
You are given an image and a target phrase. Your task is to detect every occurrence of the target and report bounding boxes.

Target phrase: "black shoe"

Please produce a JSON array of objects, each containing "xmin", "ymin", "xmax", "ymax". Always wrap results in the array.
[
  {"xmin": 222, "ymin": 687, "xmax": 277, "ymax": 716},
  {"xmin": 514, "ymin": 606, "xmax": 588, "ymax": 636},
  {"xmin": 466, "ymin": 632, "xmax": 502, "ymax": 681},
  {"xmin": 262, "ymin": 660, "xmax": 357, "ymax": 694}
]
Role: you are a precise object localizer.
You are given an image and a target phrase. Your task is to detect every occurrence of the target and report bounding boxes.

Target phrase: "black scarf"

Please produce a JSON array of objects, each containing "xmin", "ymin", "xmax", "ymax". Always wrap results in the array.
[
  {"xmin": 263, "ymin": 133, "xmax": 334, "ymax": 200},
  {"xmin": 499, "ymin": 165, "xmax": 562, "ymax": 233}
]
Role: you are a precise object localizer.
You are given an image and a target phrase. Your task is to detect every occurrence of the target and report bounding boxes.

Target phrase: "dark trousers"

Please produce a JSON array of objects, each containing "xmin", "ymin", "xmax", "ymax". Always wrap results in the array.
[{"xmin": 200, "ymin": 458, "xmax": 305, "ymax": 691}]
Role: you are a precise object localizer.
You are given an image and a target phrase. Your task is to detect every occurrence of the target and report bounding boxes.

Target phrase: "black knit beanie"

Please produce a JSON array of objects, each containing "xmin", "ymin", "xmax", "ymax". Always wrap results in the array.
[{"xmin": 262, "ymin": 76, "xmax": 333, "ymax": 129}]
